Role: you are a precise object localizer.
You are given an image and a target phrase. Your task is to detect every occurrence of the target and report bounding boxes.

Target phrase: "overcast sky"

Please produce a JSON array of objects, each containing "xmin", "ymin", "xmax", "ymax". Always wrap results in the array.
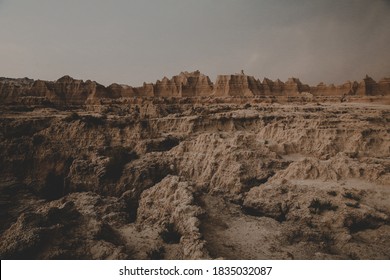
[{"xmin": 0, "ymin": 0, "xmax": 389, "ymax": 86}]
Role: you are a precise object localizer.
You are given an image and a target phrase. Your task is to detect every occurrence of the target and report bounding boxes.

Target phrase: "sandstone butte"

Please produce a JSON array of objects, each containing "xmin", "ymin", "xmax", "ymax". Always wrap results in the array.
[{"xmin": 1, "ymin": 71, "xmax": 390, "ymax": 106}]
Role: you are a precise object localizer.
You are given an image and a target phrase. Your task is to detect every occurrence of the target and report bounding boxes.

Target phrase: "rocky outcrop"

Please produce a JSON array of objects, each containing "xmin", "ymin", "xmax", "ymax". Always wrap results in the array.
[
  {"xmin": 284, "ymin": 78, "xmax": 310, "ymax": 94},
  {"xmin": 107, "ymin": 84, "xmax": 134, "ymax": 98},
  {"xmin": 0, "ymin": 77, "xmax": 34, "ymax": 103},
  {"xmin": 180, "ymin": 71, "xmax": 214, "ymax": 97},
  {"xmin": 213, "ymin": 75, "xmax": 312, "ymax": 96},
  {"xmin": 145, "ymin": 71, "xmax": 214, "ymax": 97},
  {"xmin": 358, "ymin": 75, "xmax": 381, "ymax": 96},
  {"xmin": 1, "ymin": 73, "xmax": 390, "ymax": 105},
  {"xmin": 0, "ymin": 76, "xmax": 112, "ymax": 105},
  {"xmin": 311, "ymin": 75, "xmax": 390, "ymax": 97},
  {"xmin": 137, "ymin": 175, "xmax": 209, "ymax": 259},
  {"xmin": 311, "ymin": 81, "xmax": 359, "ymax": 96},
  {"xmin": 0, "ymin": 193, "xmax": 131, "ymax": 259},
  {"xmin": 378, "ymin": 78, "xmax": 390, "ymax": 95},
  {"xmin": 214, "ymin": 74, "xmax": 256, "ymax": 97}
]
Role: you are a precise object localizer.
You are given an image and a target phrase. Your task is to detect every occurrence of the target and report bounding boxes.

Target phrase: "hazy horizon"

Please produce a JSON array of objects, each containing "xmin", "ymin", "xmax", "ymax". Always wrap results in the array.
[{"xmin": 1, "ymin": 0, "xmax": 389, "ymax": 86}]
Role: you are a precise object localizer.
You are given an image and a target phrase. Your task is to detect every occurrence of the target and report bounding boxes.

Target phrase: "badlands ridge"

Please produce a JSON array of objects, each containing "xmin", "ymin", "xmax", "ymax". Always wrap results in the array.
[{"xmin": 1, "ymin": 71, "xmax": 390, "ymax": 105}]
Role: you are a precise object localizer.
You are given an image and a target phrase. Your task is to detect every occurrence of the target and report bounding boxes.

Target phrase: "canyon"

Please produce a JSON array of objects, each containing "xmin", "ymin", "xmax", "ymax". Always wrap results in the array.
[{"xmin": 0, "ymin": 72, "xmax": 389, "ymax": 259}]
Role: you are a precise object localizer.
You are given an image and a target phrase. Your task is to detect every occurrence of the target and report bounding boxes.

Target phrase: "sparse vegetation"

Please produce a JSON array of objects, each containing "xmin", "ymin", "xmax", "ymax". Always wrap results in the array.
[
  {"xmin": 286, "ymin": 229, "xmax": 304, "ymax": 244},
  {"xmin": 160, "ymin": 223, "xmax": 181, "ymax": 244},
  {"xmin": 277, "ymin": 202, "xmax": 290, "ymax": 222},
  {"xmin": 63, "ymin": 112, "xmax": 80, "ymax": 122},
  {"xmin": 345, "ymin": 202, "xmax": 360, "ymax": 208},
  {"xmin": 279, "ymin": 185, "xmax": 288, "ymax": 194},
  {"xmin": 342, "ymin": 192, "xmax": 361, "ymax": 201},
  {"xmin": 305, "ymin": 219, "xmax": 316, "ymax": 229},
  {"xmin": 308, "ymin": 231, "xmax": 335, "ymax": 253},
  {"xmin": 344, "ymin": 213, "xmax": 385, "ymax": 233},
  {"xmin": 327, "ymin": 190, "xmax": 337, "ymax": 197},
  {"xmin": 308, "ymin": 198, "xmax": 338, "ymax": 214},
  {"xmin": 147, "ymin": 247, "xmax": 165, "ymax": 260}
]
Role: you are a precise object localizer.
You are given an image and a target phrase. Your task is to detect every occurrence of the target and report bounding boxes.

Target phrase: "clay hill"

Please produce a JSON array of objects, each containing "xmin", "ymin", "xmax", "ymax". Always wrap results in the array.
[
  {"xmin": 1, "ymin": 71, "xmax": 390, "ymax": 106},
  {"xmin": 0, "ymin": 71, "xmax": 389, "ymax": 260}
]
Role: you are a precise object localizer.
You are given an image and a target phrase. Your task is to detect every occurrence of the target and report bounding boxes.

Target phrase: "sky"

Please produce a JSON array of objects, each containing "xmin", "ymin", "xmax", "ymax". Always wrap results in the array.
[{"xmin": 0, "ymin": 0, "xmax": 389, "ymax": 86}]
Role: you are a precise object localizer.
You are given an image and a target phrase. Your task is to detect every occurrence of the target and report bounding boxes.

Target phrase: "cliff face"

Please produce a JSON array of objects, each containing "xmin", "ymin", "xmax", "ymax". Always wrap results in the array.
[
  {"xmin": 178, "ymin": 71, "xmax": 214, "ymax": 97},
  {"xmin": 140, "ymin": 71, "xmax": 214, "ymax": 97},
  {"xmin": 378, "ymin": 78, "xmax": 390, "ymax": 95},
  {"xmin": 215, "ymin": 75, "xmax": 255, "ymax": 97},
  {"xmin": 0, "ymin": 78, "xmax": 34, "ymax": 103},
  {"xmin": 312, "ymin": 75, "xmax": 390, "ymax": 97},
  {"xmin": 0, "ymin": 76, "xmax": 112, "ymax": 105},
  {"xmin": 311, "ymin": 81, "xmax": 359, "ymax": 96},
  {"xmin": 1, "ymin": 72, "xmax": 389, "ymax": 105}
]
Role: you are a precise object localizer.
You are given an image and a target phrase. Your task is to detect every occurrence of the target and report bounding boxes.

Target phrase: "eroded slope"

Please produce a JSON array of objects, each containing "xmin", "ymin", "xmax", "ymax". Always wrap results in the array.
[{"xmin": 0, "ymin": 101, "xmax": 389, "ymax": 259}]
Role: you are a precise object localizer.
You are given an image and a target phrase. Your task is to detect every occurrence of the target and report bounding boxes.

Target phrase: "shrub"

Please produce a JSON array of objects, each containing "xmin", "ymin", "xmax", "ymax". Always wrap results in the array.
[
  {"xmin": 147, "ymin": 247, "xmax": 165, "ymax": 260},
  {"xmin": 160, "ymin": 223, "xmax": 181, "ymax": 244},
  {"xmin": 342, "ymin": 192, "xmax": 361, "ymax": 201},
  {"xmin": 344, "ymin": 213, "xmax": 385, "ymax": 233},
  {"xmin": 286, "ymin": 229, "xmax": 304, "ymax": 244},
  {"xmin": 309, "ymin": 198, "xmax": 338, "ymax": 214},
  {"xmin": 63, "ymin": 112, "xmax": 80, "ymax": 122},
  {"xmin": 345, "ymin": 202, "xmax": 360, "ymax": 208},
  {"xmin": 327, "ymin": 190, "xmax": 337, "ymax": 197},
  {"xmin": 308, "ymin": 231, "xmax": 335, "ymax": 253}
]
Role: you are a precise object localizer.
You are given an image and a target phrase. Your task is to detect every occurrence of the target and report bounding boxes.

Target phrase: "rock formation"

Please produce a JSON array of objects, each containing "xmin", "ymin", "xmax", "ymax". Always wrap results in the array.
[
  {"xmin": 0, "ymin": 71, "xmax": 390, "ymax": 260},
  {"xmin": 378, "ymin": 77, "xmax": 390, "ymax": 94},
  {"xmin": 1, "ymin": 72, "xmax": 389, "ymax": 106},
  {"xmin": 1, "ymin": 99, "xmax": 390, "ymax": 259},
  {"xmin": 214, "ymin": 74, "xmax": 255, "ymax": 97}
]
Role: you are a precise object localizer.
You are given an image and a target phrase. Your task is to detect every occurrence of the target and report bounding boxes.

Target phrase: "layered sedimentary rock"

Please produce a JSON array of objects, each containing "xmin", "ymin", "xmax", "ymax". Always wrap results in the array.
[
  {"xmin": 107, "ymin": 83, "xmax": 135, "ymax": 98},
  {"xmin": 311, "ymin": 81, "xmax": 359, "ymax": 96},
  {"xmin": 1, "ymin": 101, "xmax": 389, "ymax": 259},
  {"xmin": 0, "ymin": 76, "xmax": 111, "ymax": 105},
  {"xmin": 0, "ymin": 77, "xmax": 34, "ymax": 103},
  {"xmin": 285, "ymin": 78, "xmax": 311, "ymax": 94},
  {"xmin": 312, "ymin": 75, "xmax": 389, "ymax": 96},
  {"xmin": 1, "ymin": 72, "xmax": 390, "ymax": 105},
  {"xmin": 212, "ymin": 75, "xmax": 312, "ymax": 97},
  {"xmin": 177, "ymin": 71, "xmax": 214, "ymax": 97},
  {"xmin": 214, "ymin": 74, "xmax": 256, "ymax": 97},
  {"xmin": 378, "ymin": 78, "xmax": 390, "ymax": 94},
  {"xmin": 144, "ymin": 71, "xmax": 214, "ymax": 97}
]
